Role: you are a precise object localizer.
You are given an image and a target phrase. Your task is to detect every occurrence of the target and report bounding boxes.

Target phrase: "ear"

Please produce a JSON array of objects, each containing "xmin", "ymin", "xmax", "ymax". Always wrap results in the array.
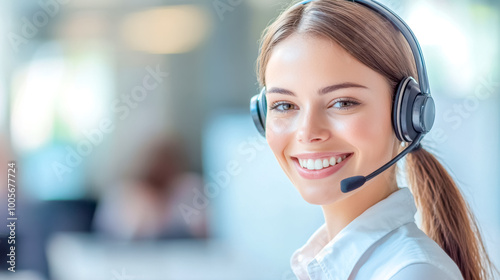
[{"xmin": 395, "ymin": 139, "xmax": 407, "ymax": 154}]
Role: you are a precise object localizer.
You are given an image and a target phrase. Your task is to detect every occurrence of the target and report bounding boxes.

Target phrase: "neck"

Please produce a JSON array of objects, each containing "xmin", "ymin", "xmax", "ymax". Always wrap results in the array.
[{"xmin": 321, "ymin": 170, "xmax": 399, "ymax": 241}]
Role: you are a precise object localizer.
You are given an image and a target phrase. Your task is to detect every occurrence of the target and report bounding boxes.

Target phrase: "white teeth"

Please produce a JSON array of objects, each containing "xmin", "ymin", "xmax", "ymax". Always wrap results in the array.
[
  {"xmin": 307, "ymin": 159, "xmax": 315, "ymax": 170},
  {"xmin": 298, "ymin": 154, "xmax": 350, "ymax": 170},
  {"xmin": 314, "ymin": 159, "xmax": 323, "ymax": 170}
]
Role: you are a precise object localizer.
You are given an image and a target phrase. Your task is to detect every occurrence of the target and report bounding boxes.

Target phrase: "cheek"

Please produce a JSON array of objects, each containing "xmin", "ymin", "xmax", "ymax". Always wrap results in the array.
[
  {"xmin": 344, "ymin": 105, "xmax": 394, "ymax": 159},
  {"xmin": 266, "ymin": 117, "xmax": 296, "ymax": 154},
  {"xmin": 266, "ymin": 115, "xmax": 297, "ymax": 135}
]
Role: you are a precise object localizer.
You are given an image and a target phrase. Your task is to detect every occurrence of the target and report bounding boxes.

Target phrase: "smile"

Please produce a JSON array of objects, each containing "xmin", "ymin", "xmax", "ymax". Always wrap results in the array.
[
  {"xmin": 292, "ymin": 153, "xmax": 353, "ymax": 180},
  {"xmin": 298, "ymin": 154, "xmax": 349, "ymax": 170}
]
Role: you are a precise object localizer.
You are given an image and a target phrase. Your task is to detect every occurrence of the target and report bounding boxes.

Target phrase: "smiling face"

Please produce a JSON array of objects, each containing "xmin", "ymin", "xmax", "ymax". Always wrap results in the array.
[{"xmin": 265, "ymin": 33, "xmax": 399, "ymax": 205}]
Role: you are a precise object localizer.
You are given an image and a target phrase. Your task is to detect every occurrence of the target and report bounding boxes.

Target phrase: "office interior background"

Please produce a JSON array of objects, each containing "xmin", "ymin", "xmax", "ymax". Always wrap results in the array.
[{"xmin": 0, "ymin": 0, "xmax": 499, "ymax": 279}]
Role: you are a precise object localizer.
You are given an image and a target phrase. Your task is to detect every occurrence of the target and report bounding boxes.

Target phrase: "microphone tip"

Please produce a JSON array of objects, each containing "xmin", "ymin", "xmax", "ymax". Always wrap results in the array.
[{"xmin": 341, "ymin": 176, "xmax": 366, "ymax": 193}]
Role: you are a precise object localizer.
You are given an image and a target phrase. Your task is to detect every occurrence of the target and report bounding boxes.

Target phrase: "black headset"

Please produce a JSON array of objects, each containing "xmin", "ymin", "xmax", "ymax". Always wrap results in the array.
[{"xmin": 250, "ymin": 0, "xmax": 435, "ymax": 143}]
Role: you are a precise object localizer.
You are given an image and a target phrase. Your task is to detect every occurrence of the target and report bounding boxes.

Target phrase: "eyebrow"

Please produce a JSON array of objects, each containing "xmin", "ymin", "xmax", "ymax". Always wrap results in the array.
[{"xmin": 266, "ymin": 82, "xmax": 368, "ymax": 96}]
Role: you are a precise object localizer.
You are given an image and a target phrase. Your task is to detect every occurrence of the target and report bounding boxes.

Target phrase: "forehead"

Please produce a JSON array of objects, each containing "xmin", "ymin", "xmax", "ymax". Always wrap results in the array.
[{"xmin": 265, "ymin": 33, "xmax": 377, "ymax": 89}]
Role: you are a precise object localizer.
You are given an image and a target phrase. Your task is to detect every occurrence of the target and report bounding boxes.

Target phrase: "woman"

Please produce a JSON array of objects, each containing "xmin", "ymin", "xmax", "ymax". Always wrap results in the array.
[{"xmin": 253, "ymin": 0, "xmax": 495, "ymax": 279}]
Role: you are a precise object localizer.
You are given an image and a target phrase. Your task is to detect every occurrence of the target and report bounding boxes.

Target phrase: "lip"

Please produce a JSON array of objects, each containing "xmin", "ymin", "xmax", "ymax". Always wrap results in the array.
[
  {"xmin": 293, "ymin": 152, "xmax": 351, "ymax": 160},
  {"xmin": 292, "ymin": 153, "xmax": 352, "ymax": 180}
]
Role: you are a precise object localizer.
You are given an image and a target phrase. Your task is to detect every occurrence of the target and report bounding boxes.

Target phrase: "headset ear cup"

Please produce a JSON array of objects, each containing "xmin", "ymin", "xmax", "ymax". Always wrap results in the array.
[
  {"xmin": 250, "ymin": 87, "xmax": 267, "ymax": 137},
  {"xmin": 393, "ymin": 77, "xmax": 421, "ymax": 142},
  {"xmin": 412, "ymin": 95, "xmax": 435, "ymax": 134},
  {"xmin": 393, "ymin": 78, "xmax": 409, "ymax": 142},
  {"xmin": 259, "ymin": 87, "xmax": 267, "ymax": 131}
]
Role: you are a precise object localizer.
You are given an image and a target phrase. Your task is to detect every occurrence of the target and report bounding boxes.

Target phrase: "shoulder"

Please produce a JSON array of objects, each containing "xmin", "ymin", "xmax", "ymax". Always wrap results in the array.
[{"xmin": 352, "ymin": 222, "xmax": 463, "ymax": 279}]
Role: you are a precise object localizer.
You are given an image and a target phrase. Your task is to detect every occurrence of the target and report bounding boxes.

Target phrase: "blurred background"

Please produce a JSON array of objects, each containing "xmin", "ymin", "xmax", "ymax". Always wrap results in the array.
[{"xmin": 0, "ymin": 0, "xmax": 498, "ymax": 279}]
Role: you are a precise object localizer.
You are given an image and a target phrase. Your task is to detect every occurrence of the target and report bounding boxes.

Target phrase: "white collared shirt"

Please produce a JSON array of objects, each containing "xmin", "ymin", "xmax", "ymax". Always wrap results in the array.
[{"xmin": 290, "ymin": 187, "xmax": 464, "ymax": 280}]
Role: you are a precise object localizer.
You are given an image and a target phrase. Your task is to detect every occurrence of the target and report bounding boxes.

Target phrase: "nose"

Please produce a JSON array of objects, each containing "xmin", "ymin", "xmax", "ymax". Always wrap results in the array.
[{"xmin": 295, "ymin": 107, "xmax": 331, "ymax": 143}]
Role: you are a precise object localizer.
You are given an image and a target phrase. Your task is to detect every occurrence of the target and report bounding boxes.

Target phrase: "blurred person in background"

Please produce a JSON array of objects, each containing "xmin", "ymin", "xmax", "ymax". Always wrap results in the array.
[{"xmin": 93, "ymin": 133, "xmax": 207, "ymax": 240}]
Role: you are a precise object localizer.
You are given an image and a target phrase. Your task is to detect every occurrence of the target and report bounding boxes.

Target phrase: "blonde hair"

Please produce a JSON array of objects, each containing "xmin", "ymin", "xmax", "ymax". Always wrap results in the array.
[{"xmin": 256, "ymin": 1, "xmax": 495, "ymax": 279}]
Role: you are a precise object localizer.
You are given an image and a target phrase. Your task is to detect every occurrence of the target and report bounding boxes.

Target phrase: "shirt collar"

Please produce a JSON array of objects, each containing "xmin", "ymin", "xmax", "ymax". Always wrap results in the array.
[{"xmin": 290, "ymin": 187, "xmax": 417, "ymax": 280}]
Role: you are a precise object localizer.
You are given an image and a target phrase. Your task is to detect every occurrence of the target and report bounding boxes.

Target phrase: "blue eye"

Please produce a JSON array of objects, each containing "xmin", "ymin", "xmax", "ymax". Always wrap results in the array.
[
  {"xmin": 269, "ymin": 101, "xmax": 296, "ymax": 113},
  {"xmin": 332, "ymin": 99, "xmax": 360, "ymax": 110}
]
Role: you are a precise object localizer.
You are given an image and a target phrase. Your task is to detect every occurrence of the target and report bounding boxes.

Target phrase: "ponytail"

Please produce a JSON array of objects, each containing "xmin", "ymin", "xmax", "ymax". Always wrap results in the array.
[{"xmin": 405, "ymin": 147, "xmax": 495, "ymax": 280}]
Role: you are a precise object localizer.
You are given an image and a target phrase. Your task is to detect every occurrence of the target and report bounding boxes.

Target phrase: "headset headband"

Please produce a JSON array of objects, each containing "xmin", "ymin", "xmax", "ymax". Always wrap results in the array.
[{"xmin": 295, "ymin": 0, "xmax": 430, "ymax": 94}]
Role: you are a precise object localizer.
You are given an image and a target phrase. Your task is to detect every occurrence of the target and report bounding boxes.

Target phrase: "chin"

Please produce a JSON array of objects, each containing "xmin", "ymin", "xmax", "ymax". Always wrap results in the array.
[{"xmin": 295, "ymin": 182, "xmax": 344, "ymax": 205}]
